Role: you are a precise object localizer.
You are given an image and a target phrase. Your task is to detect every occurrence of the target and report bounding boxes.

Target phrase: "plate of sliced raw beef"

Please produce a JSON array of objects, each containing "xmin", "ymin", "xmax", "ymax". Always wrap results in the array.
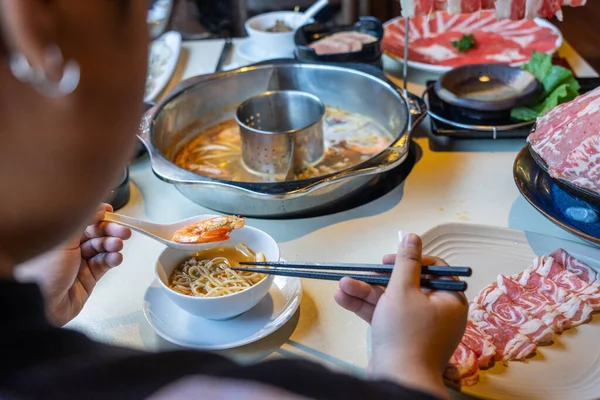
[
  {"xmin": 420, "ymin": 223, "xmax": 600, "ymax": 399},
  {"xmin": 383, "ymin": 11, "xmax": 563, "ymax": 73},
  {"xmin": 527, "ymin": 86, "xmax": 600, "ymax": 206}
]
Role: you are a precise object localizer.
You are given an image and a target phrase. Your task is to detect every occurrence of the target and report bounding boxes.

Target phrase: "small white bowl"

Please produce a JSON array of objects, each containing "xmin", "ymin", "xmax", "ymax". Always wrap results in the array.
[
  {"xmin": 156, "ymin": 225, "xmax": 279, "ymax": 320},
  {"xmin": 245, "ymin": 11, "xmax": 313, "ymax": 58}
]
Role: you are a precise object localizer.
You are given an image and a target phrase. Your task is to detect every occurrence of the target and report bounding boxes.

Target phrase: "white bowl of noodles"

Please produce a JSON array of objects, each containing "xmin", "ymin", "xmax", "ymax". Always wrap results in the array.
[{"xmin": 156, "ymin": 225, "xmax": 278, "ymax": 320}]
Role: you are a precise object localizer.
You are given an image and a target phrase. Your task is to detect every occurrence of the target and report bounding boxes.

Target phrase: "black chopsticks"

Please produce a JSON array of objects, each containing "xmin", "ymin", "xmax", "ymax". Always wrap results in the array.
[
  {"xmin": 239, "ymin": 261, "xmax": 471, "ymax": 276},
  {"xmin": 233, "ymin": 262, "xmax": 471, "ymax": 292},
  {"xmin": 215, "ymin": 38, "xmax": 232, "ymax": 72}
]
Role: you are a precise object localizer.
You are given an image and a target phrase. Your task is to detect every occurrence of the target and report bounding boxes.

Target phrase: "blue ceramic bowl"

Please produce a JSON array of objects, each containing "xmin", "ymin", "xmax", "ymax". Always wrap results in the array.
[{"xmin": 514, "ymin": 145, "xmax": 600, "ymax": 246}]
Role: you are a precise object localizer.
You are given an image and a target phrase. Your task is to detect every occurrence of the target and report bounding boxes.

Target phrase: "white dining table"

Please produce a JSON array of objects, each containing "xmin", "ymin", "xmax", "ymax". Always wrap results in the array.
[{"xmin": 67, "ymin": 37, "xmax": 599, "ymax": 398}]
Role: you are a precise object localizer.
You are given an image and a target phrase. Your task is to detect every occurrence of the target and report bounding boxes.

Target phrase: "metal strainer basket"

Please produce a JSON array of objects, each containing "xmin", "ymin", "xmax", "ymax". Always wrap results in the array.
[{"xmin": 235, "ymin": 90, "xmax": 325, "ymax": 180}]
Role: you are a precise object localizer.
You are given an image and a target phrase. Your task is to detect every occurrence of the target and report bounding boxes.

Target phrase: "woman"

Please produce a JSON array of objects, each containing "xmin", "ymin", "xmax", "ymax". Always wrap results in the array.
[{"xmin": 0, "ymin": 2, "xmax": 467, "ymax": 399}]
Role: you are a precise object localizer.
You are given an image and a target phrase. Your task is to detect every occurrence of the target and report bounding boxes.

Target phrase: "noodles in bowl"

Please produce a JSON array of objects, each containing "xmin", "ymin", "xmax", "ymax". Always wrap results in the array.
[
  {"xmin": 156, "ymin": 225, "xmax": 279, "ymax": 320},
  {"xmin": 169, "ymin": 243, "xmax": 266, "ymax": 298}
]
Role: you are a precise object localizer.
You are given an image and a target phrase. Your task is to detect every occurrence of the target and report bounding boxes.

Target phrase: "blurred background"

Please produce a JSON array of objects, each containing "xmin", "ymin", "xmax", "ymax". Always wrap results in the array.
[{"xmin": 165, "ymin": 0, "xmax": 600, "ymax": 72}]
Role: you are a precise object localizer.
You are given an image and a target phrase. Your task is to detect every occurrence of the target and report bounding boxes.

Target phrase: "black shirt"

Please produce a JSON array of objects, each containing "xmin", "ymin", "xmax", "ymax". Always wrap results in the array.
[{"xmin": 0, "ymin": 281, "xmax": 441, "ymax": 400}]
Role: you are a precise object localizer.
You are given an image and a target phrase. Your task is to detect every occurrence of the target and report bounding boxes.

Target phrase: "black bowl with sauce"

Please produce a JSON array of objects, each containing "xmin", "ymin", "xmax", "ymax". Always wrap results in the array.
[{"xmin": 294, "ymin": 17, "xmax": 384, "ymax": 68}]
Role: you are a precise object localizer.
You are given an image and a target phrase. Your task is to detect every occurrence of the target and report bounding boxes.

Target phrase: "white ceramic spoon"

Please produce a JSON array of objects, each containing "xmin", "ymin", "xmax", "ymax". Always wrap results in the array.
[
  {"xmin": 296, "ymin": 0, "xmax": 329, "ymax": 26},
  {"xmin": 104, "ymin": 212, "xmax": 238, "ymax": 251}
]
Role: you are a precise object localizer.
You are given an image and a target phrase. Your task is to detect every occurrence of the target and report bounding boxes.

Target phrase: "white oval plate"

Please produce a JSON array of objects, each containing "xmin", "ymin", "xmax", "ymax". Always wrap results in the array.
[
  {"xmin": 420, "ymin": 223, "xmax": 600, "ymax": 400},
  {"xmin": 143, "ymin": 275, "xmax": 302, "ymax": 350},
  {"xmin": 144, "ymin": 31, "xmax": 181, "ymax": 103}
]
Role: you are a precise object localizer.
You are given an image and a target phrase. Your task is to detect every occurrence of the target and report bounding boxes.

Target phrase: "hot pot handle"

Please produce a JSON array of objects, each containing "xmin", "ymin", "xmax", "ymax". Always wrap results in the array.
[
  {"xmin": 294, "ymin": 90, "xmax": 427, "ymax": 189},
  {"xmin": 137, "ymin": 88, "xmax": 299, "ymax": 197},
  {"xmin": 137, "ymin": 104, "xmax": 293, "ymax": 197},
  {"xmin": 137, "ymin": 104, "xmax": 212, "ymax": 185},
  {"xmin": 404, "ymin": 90, "xmax": 428, "ymax": 132}
]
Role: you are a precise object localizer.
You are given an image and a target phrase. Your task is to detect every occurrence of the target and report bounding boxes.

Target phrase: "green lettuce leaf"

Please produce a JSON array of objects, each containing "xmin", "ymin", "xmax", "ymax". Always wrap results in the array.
[
  {"xmin": 541, "ymin": 65, "xmax": 575, "ymax": 95},
  {"xmin": 510, "ymin": 51, "xmax": 580, "ymax": 122},
  {"xmin": 522, "ymin": 51, "xmax": 553, "ymax": 82},
  {"xmin": 510, "ymin": 105, "xmax": 542, "ymax": 121}
]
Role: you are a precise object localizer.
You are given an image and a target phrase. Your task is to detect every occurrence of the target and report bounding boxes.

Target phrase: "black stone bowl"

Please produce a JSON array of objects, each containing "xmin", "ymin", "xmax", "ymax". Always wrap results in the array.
[{"xmin": 434, "ymin": 64, "xmax": 541, "ymax": 112}]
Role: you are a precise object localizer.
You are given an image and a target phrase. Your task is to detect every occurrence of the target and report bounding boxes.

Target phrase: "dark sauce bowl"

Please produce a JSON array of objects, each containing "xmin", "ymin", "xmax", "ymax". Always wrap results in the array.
[
  {"xmin": 105, "ymin": 168, "xmax": 131, "ymax": 211},
  {"xmin": 294, "ymin": 17, "xmax": 384, "ymax": 68}
]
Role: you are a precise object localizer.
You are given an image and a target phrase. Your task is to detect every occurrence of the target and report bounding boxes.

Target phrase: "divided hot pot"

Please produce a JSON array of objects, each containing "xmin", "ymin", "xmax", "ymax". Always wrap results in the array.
[{"xmin": 138, "ymin": 61, "xmax": 426, "ymax": 217}]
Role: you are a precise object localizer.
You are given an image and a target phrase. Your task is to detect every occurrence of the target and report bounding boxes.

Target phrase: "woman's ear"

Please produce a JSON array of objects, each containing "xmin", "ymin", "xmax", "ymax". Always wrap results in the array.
[{"xmin": 0, "ymin": 0, "xmax": 57, "ymax": 72}]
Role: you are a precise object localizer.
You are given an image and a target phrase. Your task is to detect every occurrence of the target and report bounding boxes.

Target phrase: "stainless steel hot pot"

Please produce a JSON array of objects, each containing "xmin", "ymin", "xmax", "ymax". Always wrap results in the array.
[{"xmin": 138, "ymin": 61, "xmax": 426, "ymax": 217}]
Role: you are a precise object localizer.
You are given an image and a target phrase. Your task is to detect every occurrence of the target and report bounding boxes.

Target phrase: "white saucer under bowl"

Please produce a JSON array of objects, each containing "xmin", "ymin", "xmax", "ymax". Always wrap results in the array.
[
  {"xmin": 143, "ymin": 275, "xmax": 302, "ymax": 350},
  {"xmin": 236, "ymin": 40, "xmax": 294, "ymax": 63}
]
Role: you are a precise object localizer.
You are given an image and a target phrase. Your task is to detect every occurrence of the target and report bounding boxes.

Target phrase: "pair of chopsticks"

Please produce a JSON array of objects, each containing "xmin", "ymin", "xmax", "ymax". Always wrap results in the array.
[
  {"xmin": 232, "ymin": 262, "xmax": 471, "ymax": 292},
  {"xmin": 215, "ymin": 38, "xmax": 232, "ymax": 72}
]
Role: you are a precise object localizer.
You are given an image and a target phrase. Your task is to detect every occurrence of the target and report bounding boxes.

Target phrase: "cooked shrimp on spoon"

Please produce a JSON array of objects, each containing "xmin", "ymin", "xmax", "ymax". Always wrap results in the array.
[
  {"xmin": 103, "ymin": 213, "xmax": 245, "ymax": 251},
  {"xmin": 170, "ymin": 215, "xmax": 245, "ymax": 244}
]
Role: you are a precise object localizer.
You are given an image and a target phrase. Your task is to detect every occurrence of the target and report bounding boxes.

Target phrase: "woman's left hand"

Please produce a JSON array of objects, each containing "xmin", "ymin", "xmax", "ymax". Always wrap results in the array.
[{"xmin": 14, "ymin": 204, "xmax": 131, "ymax": 326}]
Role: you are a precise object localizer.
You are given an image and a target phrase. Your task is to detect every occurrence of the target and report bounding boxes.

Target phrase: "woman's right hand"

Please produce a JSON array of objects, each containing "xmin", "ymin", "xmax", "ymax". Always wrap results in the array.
[{"xmin": 334, "ymin": 233, "xmax": 468, "ymax": 400}]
